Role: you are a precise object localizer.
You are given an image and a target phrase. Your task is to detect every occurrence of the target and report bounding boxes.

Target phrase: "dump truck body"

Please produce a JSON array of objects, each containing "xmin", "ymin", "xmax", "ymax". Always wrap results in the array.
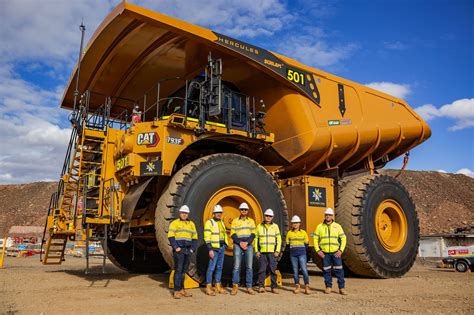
[{"xmin": 42, "ymin": 2, "xmax": 430, "ymax": 280}]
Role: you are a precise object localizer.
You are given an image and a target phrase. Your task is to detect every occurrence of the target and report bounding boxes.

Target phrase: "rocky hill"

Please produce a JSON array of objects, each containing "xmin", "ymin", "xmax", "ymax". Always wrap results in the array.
[
  {"xmin": 0, "ymin": 171, "xmax": 472, "ymax": 236},
  {"xmin": 0, "ymin": 182, "xmax": 57, "ymax": 236}
]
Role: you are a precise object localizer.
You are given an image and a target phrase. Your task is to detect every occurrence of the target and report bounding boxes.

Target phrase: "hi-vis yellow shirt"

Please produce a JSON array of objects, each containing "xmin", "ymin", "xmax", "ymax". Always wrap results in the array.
[
  {"xmin": 204, "ymin": 218, "xmax": 228, "ymax": 250},
  {"xmin": 230, "ymin": 217, "xmax": 256, "ymax": 244},
  {"xmin": 167, "ymin": 218, "xmax": 198, "ymax": 251},
  {"xmin": 313, "ymin": 221, "xmax": 346, "ymax": 253},
  {"xmin": 255, "ymin": 223, "xmax": 281, "ymax": 253},
  {"xmin": 286, "ymin": 229, "xmax": 309, "ymax": 256}
]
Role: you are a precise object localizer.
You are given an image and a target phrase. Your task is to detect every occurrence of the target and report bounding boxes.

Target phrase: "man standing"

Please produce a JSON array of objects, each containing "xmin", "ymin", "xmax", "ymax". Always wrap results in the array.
[
  {"xmin": 313, "ymin": 207, "xmax": 347, "ymax": 295},
  {"xmin": 230, "ymin": 202, "xmax": 256, "ymax": 295},
  {"xmin": 167, "ymin": 205, "xmax": 198, "ymax": 299},
  {"xmin": 255, "ymin": 209, "xmax": 281, "ymax": 294},
  {"xmin": 204, "ymin": 204, "xmax": 228, "ymax": 295}
]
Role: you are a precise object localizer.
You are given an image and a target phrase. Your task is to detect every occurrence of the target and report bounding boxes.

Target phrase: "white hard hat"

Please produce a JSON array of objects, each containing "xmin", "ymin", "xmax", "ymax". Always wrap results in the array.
[
  {"xmin": 291, "ymin": 215, "xmax": 301, "ymax": 223},
  {"xmin": 324, "ymin": 208, "xmax": 335, "ymax": 215},
  {"xmin": 213, "ymin": 204, "xmax": 223, "ymax": 213},
  {"xmin": 179, "ymin": 205, "xmax": 190, "ymax": 213},
  {"xmin": 264, "ymin": 209, "xmax": 274, "ymax": 217},
  {"xmin": 239, "ymin": 202, "xmax": 249, "ymax": 210}
]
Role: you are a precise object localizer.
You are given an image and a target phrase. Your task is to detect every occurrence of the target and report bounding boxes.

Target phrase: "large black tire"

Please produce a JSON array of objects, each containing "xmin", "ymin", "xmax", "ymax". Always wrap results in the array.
[
  {"xmin": 455, "ymin": 260, "xmax": 469, "ymax": 273},
  {"xmin": 154, "ymin": 153, "xmax": 288, "ymax": 283},
  {"xmin": 106, "ymin": 238, "xmax": 169, "ymax": 273},
  {"xmin": 337, "ymin": 174, "xmax": 419, "ymax": 278}
]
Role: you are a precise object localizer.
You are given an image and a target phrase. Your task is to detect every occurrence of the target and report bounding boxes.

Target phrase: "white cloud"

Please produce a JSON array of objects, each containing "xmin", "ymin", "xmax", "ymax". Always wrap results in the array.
[
  {"xmin": 0, "ymin": 0, "xmax": 293, "ymax": 68},
  {"xmin": 277, "ymin": 34, "xmax": 358, "ymax": 68},
  {"xmin": 0, "ymin": 1, "xmax": 116, "ymax": 66},
  {"xmin": 142, "ymin": 0, "xmax": 293, "ymax": 38},
  {"xmin": 0, "ymin": 64, "xmax": 71, "ymax": 184},
  {"xmin": 383, "ymin": 41, "xmax": 408, "ymax": 50},
  {"xmin": 414, "ymin": 98, "xmax": 474, "ymax": 131},
  {"xmin": 436, "ymin": 169, "xmax": 448, "ymax": 173},
  {"xmin": 365, "ymin": 82, "xmax": 411, "ymax": 99},
  {"xmin": 456, "ymin": 168, "xmax": 474, "ymax": 178},
  {"xmin": 0, "ymin": 0, "xmax": 359, "ymax": 184}
]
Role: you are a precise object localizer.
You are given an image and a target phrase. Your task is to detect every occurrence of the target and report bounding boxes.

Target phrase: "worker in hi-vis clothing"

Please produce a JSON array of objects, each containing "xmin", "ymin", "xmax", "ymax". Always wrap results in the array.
[
  {"xmin": 203, "ymin": 204, "xmax": 228, "ymax": 296},
  {"xmin": 230, "ymin": 202, "xmax": 257, "ymax": 295},
  {"xmin": 167, "ymin": 205, "xmax": 198, "ymax": 299},
  {"xmin": 313, "ymin": 207, "xmax": 347, "ymax": 295},
  {"xmin": 255, "ymin": 209, "xmax": 281, "ymax": 294},
  {"xmin": 286, "ymin": 215, "xmax": 311, "ymax": 294}
]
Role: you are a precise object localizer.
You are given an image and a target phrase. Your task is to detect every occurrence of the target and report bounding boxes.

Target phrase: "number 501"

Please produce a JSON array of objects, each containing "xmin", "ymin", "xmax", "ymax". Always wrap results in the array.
[{"xmin": 287, "ymin": 69, "xmax": 305, "ymax": 85}]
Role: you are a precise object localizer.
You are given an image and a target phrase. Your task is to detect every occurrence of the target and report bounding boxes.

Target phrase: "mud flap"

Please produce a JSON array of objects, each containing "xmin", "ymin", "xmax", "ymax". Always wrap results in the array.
[{"xmin": 114, "ymin": 177, "xmax": 153, "ymax": 242}]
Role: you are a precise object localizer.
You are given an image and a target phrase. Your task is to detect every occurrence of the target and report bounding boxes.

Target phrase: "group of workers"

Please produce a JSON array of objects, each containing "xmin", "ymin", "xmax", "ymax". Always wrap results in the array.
[{"xmin": 167, "ymin": 203, "xmax": 347, "ymax": 299}]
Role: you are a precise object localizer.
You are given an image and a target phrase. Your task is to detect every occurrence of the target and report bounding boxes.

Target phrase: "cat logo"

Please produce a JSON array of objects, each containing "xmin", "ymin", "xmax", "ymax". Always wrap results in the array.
[{"xmin": 137, "ymin": 132, "xmax": 159, "ymax": 148}]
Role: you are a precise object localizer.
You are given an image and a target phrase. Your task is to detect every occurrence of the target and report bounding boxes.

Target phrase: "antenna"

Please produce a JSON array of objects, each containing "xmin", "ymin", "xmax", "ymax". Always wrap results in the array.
[{"xmin": 72, "ymin": 20, "xmax": 86, "ymax": 113}]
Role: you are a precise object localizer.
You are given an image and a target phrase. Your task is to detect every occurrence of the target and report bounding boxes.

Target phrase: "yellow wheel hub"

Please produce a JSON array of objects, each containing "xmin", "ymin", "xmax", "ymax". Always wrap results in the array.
[
  {"xmin": 375, "ymin": 200, "xmax": 407, "ymax": 253},
  {"xmin": 204, "ymin": 186, "xmax": 262, "ymax": 254}
]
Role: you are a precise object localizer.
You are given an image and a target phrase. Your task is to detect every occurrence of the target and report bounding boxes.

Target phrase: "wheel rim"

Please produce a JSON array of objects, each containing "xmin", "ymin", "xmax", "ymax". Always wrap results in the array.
[
  {"xmin": 375, "ymin": 199, "xmax": 408, "ymax": 253},
  {"xmin": 457, "ymin": 263, "xmax": 467, "ymax": 272},
  {"xmin": 204, "ymin": 186, "xmax": 263, "ymax": 254}
]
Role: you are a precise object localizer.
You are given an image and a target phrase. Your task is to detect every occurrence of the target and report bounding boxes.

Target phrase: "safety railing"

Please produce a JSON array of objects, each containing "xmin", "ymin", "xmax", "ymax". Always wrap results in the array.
[{"xmin": 132, "ymin": 77, "xmax": 268, "ymax": 137}]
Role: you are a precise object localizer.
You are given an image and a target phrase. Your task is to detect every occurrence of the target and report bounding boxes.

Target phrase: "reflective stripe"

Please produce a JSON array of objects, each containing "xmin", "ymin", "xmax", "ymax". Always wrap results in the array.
[
  {"xmin": 255, "ymin": 223, "xmax": 281, "ymax": 253},
  {"xmin": 320, "ymin": 242, "xmax": 340, "ymax": 246},
  {"xmin": 175, "ymin": 237, "xmax": 192, "ymax": 241},
  {"xmin": 204, "ymin": 218, "xmax": 228, "ymax": 249},
  {"xmin": 313, "ymin": 222, "xmax": 346, "ymax": 253},
  {"xmin": 231, "ymin": 218, "xmax": 256, "ymax": 240},
  {"xmin": 323, "ymin": 266, "xmax": 332, "ymax": 270},
  {"xmin": 174, "ymin": 229, "xmax": 195, "ymax": 234},
  {"xmin": 290, "ymin": 244, "xmax": 306, "ymax": 248},
  {"xmin": 321, "ymin": 236, "xmax": 339, "ymax": 239},
  {"xmin": 233, "ymin": 227, "xmax": 253, "ymax": 231},
  {"xmin": 333, "ymin": 266, "xmax": 343, "ymax": 269}
]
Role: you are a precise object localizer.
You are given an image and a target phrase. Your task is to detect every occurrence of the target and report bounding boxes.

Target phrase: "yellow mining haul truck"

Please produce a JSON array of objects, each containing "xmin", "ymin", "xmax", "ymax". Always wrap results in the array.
[{"xmin": 41, "ymin": 3, "xmax": 430, "ymax": 279}]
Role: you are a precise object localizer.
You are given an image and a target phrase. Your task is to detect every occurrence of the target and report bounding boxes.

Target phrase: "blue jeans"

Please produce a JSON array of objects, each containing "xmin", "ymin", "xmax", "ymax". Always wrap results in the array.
[
  {"xmin": 322, "ymin": 253, "xmax": 345, "ymax": 289},
  {"xmin": 206, "ymin": 245, "xmax": 226, "ymax": 284},
  {"xmin": 232, "ymin": 245, "xmax": 254, "ymax": 288},
  {"xmin": 173, "ymin": 249, "xmax": 191, "ymax": 292},
  {"xmin": 290, "ymin": 254, "xmax": 309, "ymax": 285}
]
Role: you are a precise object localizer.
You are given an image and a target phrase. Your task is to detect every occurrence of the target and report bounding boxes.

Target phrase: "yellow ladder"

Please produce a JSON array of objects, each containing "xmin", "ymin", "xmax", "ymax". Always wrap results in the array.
[{"xmin": 42, "ymin": 234, "xmax": 68, "ymax": 265}]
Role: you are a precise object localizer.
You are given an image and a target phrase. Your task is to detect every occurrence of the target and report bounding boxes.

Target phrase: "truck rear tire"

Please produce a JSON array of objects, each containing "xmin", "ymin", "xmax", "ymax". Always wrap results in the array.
[
  {"xmin": 154, "ymin": 153, "xmax": 288, "ymax": 283},
  {"xmin": 337, "ymin": 174, "xmax": 419, "ymax": 278},
  {"xmin": 455, "ymin": 260, "xmax": 469, "ymax": 272},
  {"xmin": 106, "ymin": 238, "xmax": 169, "ymax": 273}
]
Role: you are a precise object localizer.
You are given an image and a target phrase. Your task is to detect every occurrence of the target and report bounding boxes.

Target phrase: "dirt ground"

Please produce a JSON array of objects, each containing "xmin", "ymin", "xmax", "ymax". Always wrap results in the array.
[{"xmin": 0, "ymin": 257, "xmax": 472, "ymax": 314}]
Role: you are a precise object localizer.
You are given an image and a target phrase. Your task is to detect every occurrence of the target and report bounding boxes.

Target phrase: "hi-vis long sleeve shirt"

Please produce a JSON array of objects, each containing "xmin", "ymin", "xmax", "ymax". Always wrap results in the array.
[{"xmin": 313, "ymin": 221, "xmax": 346, "ymax": 254}]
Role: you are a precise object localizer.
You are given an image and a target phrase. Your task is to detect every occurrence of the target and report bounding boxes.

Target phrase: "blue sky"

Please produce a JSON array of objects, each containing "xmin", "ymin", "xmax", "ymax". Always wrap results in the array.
[{"xmin": 0, "ymin": 0, "xmax": 472, "ymax": 183}]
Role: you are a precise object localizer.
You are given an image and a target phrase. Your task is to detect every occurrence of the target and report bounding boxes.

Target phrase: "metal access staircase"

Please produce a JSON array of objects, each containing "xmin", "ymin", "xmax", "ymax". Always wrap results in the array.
[{"xmin": 41, "ymin": 101, "xmax": 108, "ymax": 265}]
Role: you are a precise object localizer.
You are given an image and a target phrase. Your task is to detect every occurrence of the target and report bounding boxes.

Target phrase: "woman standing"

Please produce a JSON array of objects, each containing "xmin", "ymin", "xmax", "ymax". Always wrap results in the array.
[{"xmin": 286, "ymin": 215, "xmax": 310, "ymax": 294}]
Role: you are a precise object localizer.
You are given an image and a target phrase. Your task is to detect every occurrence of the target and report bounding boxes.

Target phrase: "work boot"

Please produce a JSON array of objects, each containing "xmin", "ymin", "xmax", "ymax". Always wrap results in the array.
[
  {"xmin": 247, "ymin": 287, "xmax": 256, "ymax": 295},
  {"xmin": 324, "ymin": 287, "xmax": 332, "ymax": 294},
  {"xmin": 293, "ymin": 284, "xmax": 301, "ymax": 294},
  {"xmin": 339, "ymin": 288, "xmax": 347, "ymax": 295},
  {"xmin": 271, "ymin": 287, "xmax": 279, "ymax": 294},
  {"xmin": 181, "ymin": 290, "xmax": 193, "ymax": 297},
  {"xmin": 173, "ymin": 291, "xmax": 183, "ymax": 299},
  {"xmin": 258, "ymin": 287, "xmax": 265, "ymax": 293},
  {"xmin": 231, "ymin": 284, "xmax": 239, "ymax": 295},
  {"xmin": 215, "ymin": 283, "xmax": 227, "ymax": 294},
  {"xmin": 304, "ymin": 285, "xmax": 311, "ymax": 295},
  {"xmin": 206, "ymin": 284, "xmax": 216, "ymax": 296}
]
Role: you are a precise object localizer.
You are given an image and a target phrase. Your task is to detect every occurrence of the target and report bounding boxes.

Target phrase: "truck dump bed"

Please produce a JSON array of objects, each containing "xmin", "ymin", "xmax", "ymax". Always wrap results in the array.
[{"xmin": 60, "ymin": 2, "xmax": 430, "ymax": 177}]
